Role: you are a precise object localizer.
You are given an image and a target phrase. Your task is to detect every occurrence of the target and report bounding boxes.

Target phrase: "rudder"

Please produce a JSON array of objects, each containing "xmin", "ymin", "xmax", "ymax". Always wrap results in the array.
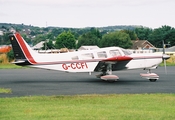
[{"xmin": 9, "ymin": 32, "xmax": 36, "ymax": 65}]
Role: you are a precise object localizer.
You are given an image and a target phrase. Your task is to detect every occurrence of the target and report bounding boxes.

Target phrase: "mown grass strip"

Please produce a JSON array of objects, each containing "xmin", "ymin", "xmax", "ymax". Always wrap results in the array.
[
  {"xmin": 0, "ymin": 88, "xmax": 12, "ymax": 94},
  {"xmin": 159, "ymin": 62, "xmax": 175, "ymax": 66},
  {"xmin": 0, "ymin": 94, "xmax": 175, "ymax": 120},
  {"xmin": 0, "ymin": 64, "xmax": 24, "ymax": 69}
]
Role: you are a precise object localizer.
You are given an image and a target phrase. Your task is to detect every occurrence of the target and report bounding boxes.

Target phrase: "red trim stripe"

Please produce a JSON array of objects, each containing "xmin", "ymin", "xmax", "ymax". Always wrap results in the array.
[
  {"xmin": 15, "ymin": 33, "xmax": 37, "ymax": 64},
  {"xmin": 104, "ymin": 56, "xmax": 133, "ymax": 61}
]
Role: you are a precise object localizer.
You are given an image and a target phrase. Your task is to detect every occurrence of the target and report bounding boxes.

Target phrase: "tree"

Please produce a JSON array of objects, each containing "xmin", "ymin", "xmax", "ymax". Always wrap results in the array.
[
  {"xmin": 134, "ymin": 27, "xmax": 152, "ymax": 40},
  {"xmin": 41, "ymin": 40, "xmax": 55, "ymax": 50},
  {"xmin": 55, "ymin": 31, "xmax": 76, "ymax": 49},
  {"xmin": 77, "ymin": 28, "xmax": 101, "ymax": 48},
  {"xmin": 120, "ymin": 29, "xmax": 137, "ymax": 40},
  {"xmin": 165, "ymin": 29, "xmax": 175, "ymax": 46},
  {"xmin": 148, "ymin": 25, "xmax": 175, "ymax": 47},
  {"xmin": 99, "ymin": 31, "xmax": 132, "ymax": 49},
  {"xmin": 32, "ymin": 34, "xmax": 47, "ymax": 45},
  {"xmin": 0, "ymin": 33, "xmax": 10, "ymax": 45},
  {"xmin": 89, "ymin": 28, "xmax": 102, "ymax": 39},
  {"xmin": 46, "ymin": 33, "xmax": 54, "ymax": 40},
  {"xmin": 77, "ymin": 33, "xmax": 98, "ymax": 48},
  {"xmin": 51, "ymin": 28, "xmax": 63, "ymax": 38},
  {"xmin": 7, "ymin": 50, "xmax": 14, "ymax": 62},
  {"xmin": 21, "ymin": 34, "xmax": 31, "ymax": 45}
]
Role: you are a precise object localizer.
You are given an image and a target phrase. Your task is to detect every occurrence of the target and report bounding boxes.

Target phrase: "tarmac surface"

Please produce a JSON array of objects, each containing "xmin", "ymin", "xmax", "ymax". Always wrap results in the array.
[{"xmin": 0, "ymin": 66, "xmax": 175, "ymax": 97}]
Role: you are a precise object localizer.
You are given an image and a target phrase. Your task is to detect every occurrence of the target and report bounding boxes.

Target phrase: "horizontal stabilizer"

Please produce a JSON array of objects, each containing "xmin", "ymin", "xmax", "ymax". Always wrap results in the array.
[{"xmin": 11, "ymin": 60, "xmax": 26, "ymax": 64}]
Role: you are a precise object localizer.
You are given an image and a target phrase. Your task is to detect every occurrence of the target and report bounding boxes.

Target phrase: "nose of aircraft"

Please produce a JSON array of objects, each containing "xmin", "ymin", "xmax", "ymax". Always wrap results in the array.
[{"xmin": 162, "ymin": 54, "xmax": 170, "ymax": 60}]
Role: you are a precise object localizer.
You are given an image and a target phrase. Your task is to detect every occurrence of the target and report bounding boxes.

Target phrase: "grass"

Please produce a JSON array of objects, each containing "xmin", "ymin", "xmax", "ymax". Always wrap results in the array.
[
  {"xmin": 0, "ymin": 54, "xmax": 24, "ymax": 69},
  {"xmin": 0, "ymin": 94, "xmax": 175, "ymax": 120},
  {"xmin": 159, "ymin": 61, "xmax": 175, "ymax": 66},
  {"xmin": 0, "ymin": 64, "xmax": 24, "ymax": 69},
  {"xmin": 159, "ymin": 55, "xmax": 175, "ymax": 66},
  {"xmin": 0, "ymin": 88, "xmax": 12, "ymax": 94}
]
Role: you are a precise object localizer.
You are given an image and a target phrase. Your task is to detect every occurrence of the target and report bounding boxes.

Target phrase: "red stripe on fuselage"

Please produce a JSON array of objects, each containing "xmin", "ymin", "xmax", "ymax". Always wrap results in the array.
[
  {"xmin": 15, "ymin": 33, "xmax": 37, "ymax": 64},
  {"xmin": 104, "ymin": 56, "xmax": 133, "ymax": 62}
]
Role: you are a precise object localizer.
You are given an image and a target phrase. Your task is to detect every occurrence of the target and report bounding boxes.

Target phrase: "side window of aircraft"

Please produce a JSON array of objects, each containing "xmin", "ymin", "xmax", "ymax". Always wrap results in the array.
[
  {"xmin": 97, "ymin": 51, "xmax": 107, "ymax": 58},
  {"xmin": 81, "ymin": 53, "xmax": 94, "ymax": 59},
  {"xmin": 109, "ymin": 50, "xmax": 121, "ymax": 56}
]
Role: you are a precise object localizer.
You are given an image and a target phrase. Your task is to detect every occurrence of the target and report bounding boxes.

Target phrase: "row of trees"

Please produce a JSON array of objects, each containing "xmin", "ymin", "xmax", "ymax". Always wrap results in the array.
[
  {"xmin": 1, "ymin": 24, "xmax": 175, "ymax": 49},
  {"xmin": 43, "ymin": 28, "xmax": 134, "ymax": 50},
  {"xmin": 135, "ymin": 26, "xmax": 175, "ymax": 48},
  {"xmin": 43, "ymin": 25, "xmax": 175, "ymax": 50}
]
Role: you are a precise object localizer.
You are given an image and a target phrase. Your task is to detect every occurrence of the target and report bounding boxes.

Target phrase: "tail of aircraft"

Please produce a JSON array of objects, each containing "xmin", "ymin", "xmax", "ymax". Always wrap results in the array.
[{"xmin": 9, "ymin": 32, "xmax": 37, "ymax": 66}]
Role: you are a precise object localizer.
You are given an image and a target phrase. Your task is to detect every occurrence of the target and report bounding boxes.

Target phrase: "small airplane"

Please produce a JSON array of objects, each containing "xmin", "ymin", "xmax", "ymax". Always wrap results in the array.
[{"xmin": 9, "ymin": 32, "xmax": 170, "ymax": 82}]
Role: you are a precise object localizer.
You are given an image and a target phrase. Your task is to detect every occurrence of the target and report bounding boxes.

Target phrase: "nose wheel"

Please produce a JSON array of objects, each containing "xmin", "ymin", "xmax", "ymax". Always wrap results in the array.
[
  {"xmin": 140, "ymin": 70, "xmax": 159, "ymax": 82},
  {"xmin": 149, "ymin": 79, "xmax": 157, "ymax": 82}
]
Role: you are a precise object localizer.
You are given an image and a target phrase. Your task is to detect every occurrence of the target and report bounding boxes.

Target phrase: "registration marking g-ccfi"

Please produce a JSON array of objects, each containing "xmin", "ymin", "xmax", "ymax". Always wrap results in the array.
[{"xmin": 62, "ymin": 62, "xmax": 88, "ymax": 70}]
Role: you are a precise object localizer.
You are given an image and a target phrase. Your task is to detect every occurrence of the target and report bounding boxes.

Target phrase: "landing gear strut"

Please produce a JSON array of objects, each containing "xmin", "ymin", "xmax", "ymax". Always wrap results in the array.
[{"xmin": 140, "ymin": 69, "xmax": 159, "ymax": 82}]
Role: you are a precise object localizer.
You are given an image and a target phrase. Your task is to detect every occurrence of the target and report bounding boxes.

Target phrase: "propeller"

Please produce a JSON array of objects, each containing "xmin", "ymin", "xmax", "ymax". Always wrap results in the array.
[{"xmin": 162, "ymin": 40, "xmax": 170, "ymax": 74}]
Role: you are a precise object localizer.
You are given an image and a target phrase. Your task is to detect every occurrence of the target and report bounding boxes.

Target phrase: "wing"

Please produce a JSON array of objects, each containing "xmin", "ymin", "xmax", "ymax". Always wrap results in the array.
[{"xmin": 94, "ymin": 56, "xmax": 132, "ymax": 72}]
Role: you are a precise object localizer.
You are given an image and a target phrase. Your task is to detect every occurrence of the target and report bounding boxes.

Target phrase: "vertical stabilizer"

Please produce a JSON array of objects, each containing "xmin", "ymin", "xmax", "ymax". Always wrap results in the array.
[{"xmin": 9, "ymin": 32, "xmax": 37, "ymax": 65}]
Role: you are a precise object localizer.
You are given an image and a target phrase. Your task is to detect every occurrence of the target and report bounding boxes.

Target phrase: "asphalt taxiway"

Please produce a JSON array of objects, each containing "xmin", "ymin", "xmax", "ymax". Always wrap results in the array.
[{"xmin": 0, "ymin": 66, "xmax": 175, "ymax": 97}]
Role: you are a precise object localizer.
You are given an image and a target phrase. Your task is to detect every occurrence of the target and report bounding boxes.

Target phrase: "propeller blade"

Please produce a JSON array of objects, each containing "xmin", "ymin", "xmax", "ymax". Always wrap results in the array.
[
  {"xmin": 163, "ymin": 59, "xmax": 167, "ymax": 74},
  {"xmin": 162, "ymin": 40, "xmax": 165, "ymax": 54},
  {"xmin": 162, "ymin": 40, "xmax": 170, "ymax": 74}
]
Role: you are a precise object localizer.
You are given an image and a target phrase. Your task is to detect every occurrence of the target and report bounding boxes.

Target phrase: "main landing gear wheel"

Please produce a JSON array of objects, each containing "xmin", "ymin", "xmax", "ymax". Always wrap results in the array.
[
  {"xmin": 96, "ymin": 73, "xmax": 119, "ymax": 82},
  {"xmin": 96, "ymin": 64, "xmax": 119, "ymax": 82},
  {"xmin": 101, "ymin": 75, "xmax": 119, "ymax": 82}
]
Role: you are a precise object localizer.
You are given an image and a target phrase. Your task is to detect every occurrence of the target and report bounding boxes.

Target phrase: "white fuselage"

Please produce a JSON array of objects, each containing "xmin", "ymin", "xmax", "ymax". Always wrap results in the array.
[
  {"xmin": 12, "ymin": 33, "xmax": 163, "ymax": 73},
  {"xmin": 28, "ymin": 46, "xmax": 162, "ymax": 72},
  {"xmin": 126, "ymin": 53, "xmax": 162, "ymax": 69}
]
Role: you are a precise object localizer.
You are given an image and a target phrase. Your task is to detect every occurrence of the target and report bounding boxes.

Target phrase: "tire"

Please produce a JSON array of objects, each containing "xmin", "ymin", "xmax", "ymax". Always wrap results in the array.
[{"xmin": 149, "ymin": 79, "xmax": 157, "ymax": 82}]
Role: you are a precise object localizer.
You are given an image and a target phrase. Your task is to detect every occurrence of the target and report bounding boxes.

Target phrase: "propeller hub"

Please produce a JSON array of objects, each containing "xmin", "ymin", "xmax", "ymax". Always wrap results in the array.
[{"xmin": 162, "ymin": 54, "xmax": 170, "ymax": 60}]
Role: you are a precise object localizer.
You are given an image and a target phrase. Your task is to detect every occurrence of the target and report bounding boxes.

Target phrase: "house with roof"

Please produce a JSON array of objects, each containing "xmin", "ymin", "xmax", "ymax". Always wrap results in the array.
[
  {"xmin": 130, "ymin": 40, "xmax": 156, "ymax": 54},
  {"xmin": 78, "ymin": 45, "xmax": 99, "ymax": 51},
  {"xmin": 32, "ymin": 41, "xmax": 45, "ymax": 50},
  {"xmin": 0, "ymin": 30, "xmax": 3, "ymax": 36},
  {"xmin": 131, "ymin": 40, "xmax": 156, "ymax": 50}
]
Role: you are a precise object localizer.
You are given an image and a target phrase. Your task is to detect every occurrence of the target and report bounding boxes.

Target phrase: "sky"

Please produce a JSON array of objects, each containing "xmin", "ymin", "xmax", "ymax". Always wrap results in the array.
[{"xmin": 0, "ymin": 0, "xmax": 175, "ymax": 28}]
